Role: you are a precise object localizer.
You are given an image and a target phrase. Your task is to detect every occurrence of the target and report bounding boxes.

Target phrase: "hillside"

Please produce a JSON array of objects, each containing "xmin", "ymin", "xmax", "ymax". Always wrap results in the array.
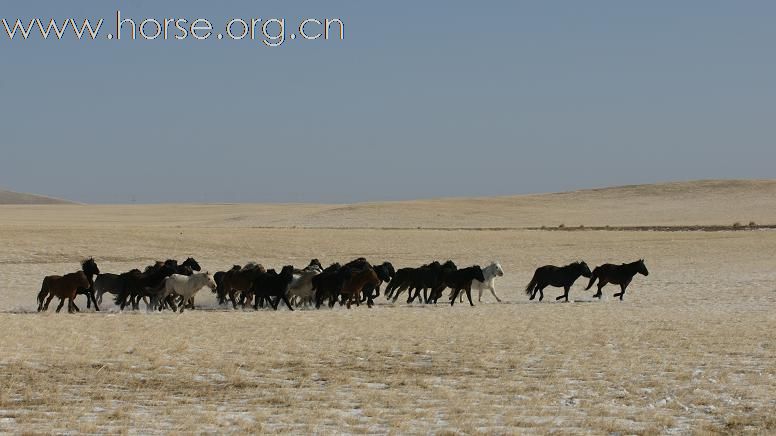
[
  {"xmin": 0, "ymin": 189, "xmax": 75, "ymax": 205},
  {"xmin": 0, "ymin": 179, "xmax": 773, "ymax": 228}
]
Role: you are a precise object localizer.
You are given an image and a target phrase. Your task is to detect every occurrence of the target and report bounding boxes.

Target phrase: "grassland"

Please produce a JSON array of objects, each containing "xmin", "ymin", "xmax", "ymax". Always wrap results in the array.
[{"xmin": 0, "ymin": 180, "xmax": 774, "ymax": 434}]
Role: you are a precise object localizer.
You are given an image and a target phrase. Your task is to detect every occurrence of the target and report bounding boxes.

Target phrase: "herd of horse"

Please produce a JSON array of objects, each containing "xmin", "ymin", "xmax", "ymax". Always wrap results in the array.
[{"xmin": 35, "ymin": 257, "xmax": 649, "ymax": 313}]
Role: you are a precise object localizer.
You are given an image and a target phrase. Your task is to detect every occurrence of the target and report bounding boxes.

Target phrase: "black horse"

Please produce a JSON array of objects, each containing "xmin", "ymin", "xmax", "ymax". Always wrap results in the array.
[
  {"xmin": 313, "ymin": 263, "xmax": 346, "ymax": 309},
  {"xmin": 114, "ymin": 262, "xmax": 176, "ymax": 310},
  {"xmin": 384, "ymin": 267, "xmax": 415, "ymax": 300},
  {"xmin": 371, "ymin": 261, "xmax": 395, "ymax": 298},
  {"xmin": 421, "ymin": 261, "xmax": 459, "ymax": 304},
  {"xmin": 387, "ymin": 261, "xmax": 455, "ymax": 304},
  {"xmin": 586, "ymin": 259, "xmax": 649, "ymax": 300},
  {"xmin": 448, "ymin": 266, "xmax": 485, "ymax": 306},
  {"xmin": 525, "ymin": 261, "xmax": 592, "ymax": 302},
  {"xmin": 213, "ymin": 265, "xmax": 241, "ymax": 305},
  {"xmin": 74, "ymin": 258, "xmax": 101, "ymax": 311},
  {"xmin": 250, "ymin": 265, "xmax": 295, "ymax": 311}
]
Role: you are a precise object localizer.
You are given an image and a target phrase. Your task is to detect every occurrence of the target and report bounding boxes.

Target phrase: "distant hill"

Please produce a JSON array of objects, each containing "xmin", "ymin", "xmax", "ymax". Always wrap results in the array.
[
  {"xmin": 0, "ymin": 179, "xmax": 773, "ymax": 228},
  {"xmin": 0, "ymin": 189, "xmax": 76, "ymax": 205}
]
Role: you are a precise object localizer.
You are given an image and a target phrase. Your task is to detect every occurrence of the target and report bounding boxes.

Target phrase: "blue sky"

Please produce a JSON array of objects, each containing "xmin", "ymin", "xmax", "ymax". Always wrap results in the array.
[{"xmin": 1, "ymin": 1, "xmax": 774, "ymax": 203}]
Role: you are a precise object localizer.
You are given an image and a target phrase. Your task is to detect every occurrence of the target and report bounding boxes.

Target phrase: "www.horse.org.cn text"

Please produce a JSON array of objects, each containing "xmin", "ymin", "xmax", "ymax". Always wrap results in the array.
[{"xmin": 1, "ymin": 11, "xmax": 345, "ymax": 47}]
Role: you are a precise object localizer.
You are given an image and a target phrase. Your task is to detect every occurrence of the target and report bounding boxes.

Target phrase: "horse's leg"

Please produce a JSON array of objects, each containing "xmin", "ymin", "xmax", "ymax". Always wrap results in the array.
[
  {"xmin": 56, "ymin": 297, "xmax": 66, "ymax": 313},
  {"xmin": 281, "ymin": 294, "xmax": 294, "ymax": 311},
  {"xmin": 556, "ymin": 285, "xmax": 570, "ymax": 302},
  {"xmin": 593, "ymin": 281, "xmax": 606, "ymax": 299},
  {"xmin": 478, "ymin": 287, "xmax": 483, "ymax": 303},
  {"xmin": 450, "ymin": 288, "xmax": 460, "ymax": 306},
  {"xmin": 489, "ymin": 286, "xmax": 502, "ymax": 303},
  {"xmin": 272, "ymin": 296, "xmax": 282, "ymax": 310},
  {"xmin": 466, "ymin": 288, "xmax": 474, "ymax": 307},
  {"xmin": 392, "ymin": 285, "xmax": 407, "ymax": 303},
  {"xmin": 617, "ymin": 281, "xmax": 630, "ymax": 301},
  {"xmin": 71, "ymin": 298, "xmax": 81, "ymax": 312},
  {"xmin": 538, "ymin": 287, "xmax": 545, "ymax": 302},
  {"xmin": 43, "ymin": 293, "xmax": 55, "ymax": 311},
  {"xmin": 90, "ymin": 290, "xmax": 100, "ymax": 311}
]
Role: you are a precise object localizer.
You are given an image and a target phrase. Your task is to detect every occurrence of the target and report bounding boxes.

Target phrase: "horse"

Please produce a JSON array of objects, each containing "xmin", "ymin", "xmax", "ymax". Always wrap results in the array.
[
  {"xmin": 339, "ymin": 258, "xmax": 383, "ymax": 306},
  {"xmin": 213, "ymin": 266, "xmax": 241, "ymax": 305},
  {"xmin": 169, "ymin": 258, "xmax": 203, "ymax": 309},
  {"xmin": 313, "ymin": 263, "xmax": 346, "ymax": 309},
  {"xmin": 294, "ymin": 258, "xmax": 323, "ymax": 275},
  {"xmin": 150, "ymin": 272, "xmax": 216, "ymax": 313},
  {"xmin": 114, "ymin": 262, "xmax": 177, "ymax": 310},
  {"xmin": 340, "ymin": 267, "xmax": 381, "ymax": 308},
  {"xmin": 371, "ymin": 261, "xmax": 395, "ymax": 298},
  {"xmin": 586, "ymin": 259, "xmax": 649, "ymax": 300},
  {"xmin": 37, "ymin": 258, "xmax": 100, "ymax": 313},
  {"xmin": 179, "ymin": 257, "xmax": 201, "ymax": 273},
  {"xmin": 74, "ymin": 258, "xmax": 101, "ymax": 310},
  {"xmin": 423, "ymin": 261, "xmax": 459, "ymax": 304},
  {"xmin": 287, "ymin": 266, "xmax": 322, "ymax": 307},
  {"xmin": 389, "ymin": 261, "xmax": 445, "ymax": 304},
  {"xmin": 221, "ymin": 263, "xmax": 266, "ymax": 309},
  {"xmin": 403, "ymin": 262, "xmax": 442, "ymax": 304},
  {"xmin": 448, "ymin": 266, "xmax": 486, "ymax": 306},
  {"xmin": 250, "ymin": 265, "xmax": 295, "ymax": 311},
  {"xmin": 525, "ymin": 261, "xmax": 592, "ymax": 302},
  {"xmin": 94, "ymin": 268, "xmax": 141, "ymax": 305},
  {"xmin": 466, "ymin": 262, "xmax": 504, "ymax": 303},
  {"xmin": 384, "ymin": 267, "xmax": 414, "ymax": 300}
]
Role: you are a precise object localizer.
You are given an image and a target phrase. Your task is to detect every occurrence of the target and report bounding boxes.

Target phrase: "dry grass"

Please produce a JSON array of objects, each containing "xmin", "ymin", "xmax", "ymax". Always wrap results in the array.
[{"xmin": 0, "ymin": 181, "xmax": 775, "ymax": 433}]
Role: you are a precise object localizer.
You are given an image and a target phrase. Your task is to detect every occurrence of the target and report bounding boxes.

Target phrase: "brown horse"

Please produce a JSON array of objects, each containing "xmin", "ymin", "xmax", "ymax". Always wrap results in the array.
[
  {"xmin": 340, "ymin": 268, "xmax": 380, "ymax": 308},
  {"xmin": 221, "ymin": 263, "xmax": 266, "ymax": 309},
  {"xmin": 37, "ymin": 258, "xmax": 100, "ymax": 313}
]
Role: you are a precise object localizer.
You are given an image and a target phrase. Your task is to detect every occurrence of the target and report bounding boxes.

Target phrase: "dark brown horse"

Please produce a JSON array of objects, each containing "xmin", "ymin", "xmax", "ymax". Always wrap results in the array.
[
  {"xmin": 221, "ymin": 263, "xmax": 266, "ymax": 309},
  {"xmin": 37, "ymin": 258, "xmax": 100, "ymax": 313},
  {"xmin": 586, "ymin": 259, "xmax": 649, "ymax": 300}
]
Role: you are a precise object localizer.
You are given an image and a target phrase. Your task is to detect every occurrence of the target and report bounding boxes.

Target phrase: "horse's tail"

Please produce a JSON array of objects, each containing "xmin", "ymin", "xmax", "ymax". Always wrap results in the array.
[
  {"xmin": 585, "ymin": 267, "xmax": 600, "ymax": 290},
  {"xmin": 37, "ymin": 277, "xmax": 50, "ymax": 308},
  {"xmin": 524, "ymin": 273, "xmax": 538, "ymax": 296}
]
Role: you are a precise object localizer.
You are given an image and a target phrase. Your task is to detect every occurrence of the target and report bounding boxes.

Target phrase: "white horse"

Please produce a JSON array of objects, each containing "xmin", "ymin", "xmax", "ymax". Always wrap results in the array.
[
  {"xmin": 287, "ymin": 264, "xmax": 323, "ymax": 307},
  {"xmin": 467, "ymin": 262, "xmax": 505, "ymax": 302},
  {"xmin": 151, "ymin": 273, "xmax": 216, "ymax": 313}
]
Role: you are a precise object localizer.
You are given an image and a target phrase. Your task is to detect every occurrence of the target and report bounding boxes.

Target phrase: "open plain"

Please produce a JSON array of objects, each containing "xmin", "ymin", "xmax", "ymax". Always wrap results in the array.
[{"xmin": 0, "ymin": 180, "xmax": 774, "ymax": 434}]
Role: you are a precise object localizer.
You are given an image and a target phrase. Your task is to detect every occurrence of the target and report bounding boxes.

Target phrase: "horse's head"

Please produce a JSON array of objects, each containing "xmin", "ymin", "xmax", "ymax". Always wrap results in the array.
[
  {"xmin": 204, "ymin": 272, "xmax": 217, "ymax": 291},
  {"xmin": 308, "ymin": 258, "xmax": 322, "ymax": 270},
  {"xmin": 442, "ymin": 260, "xmax": 458, "ymax": 272},
  {"xmin": 493, "ymin": 262, "xmax": 504, "ymax": 277},
  {"xmin": 578, "ymin": 261, "xmax": 592, "ymax": 278},
  {"xmin": 183, "ymin": 257, "xmax": 201, "ymax": 271},
  {"xmin": 381, "ymin": 262, "xmax": 396, "ymax": 278},
  {"xmin": 637, "ymin": 259, "xmax": 649, "ymax": 276},
  {"xmin": 82, "ymin": 258, "xmax": 100, "ymax": 276},
  {"xmin": 374, "ymin": 265, "xmax": 392, "ymax": 283}
]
